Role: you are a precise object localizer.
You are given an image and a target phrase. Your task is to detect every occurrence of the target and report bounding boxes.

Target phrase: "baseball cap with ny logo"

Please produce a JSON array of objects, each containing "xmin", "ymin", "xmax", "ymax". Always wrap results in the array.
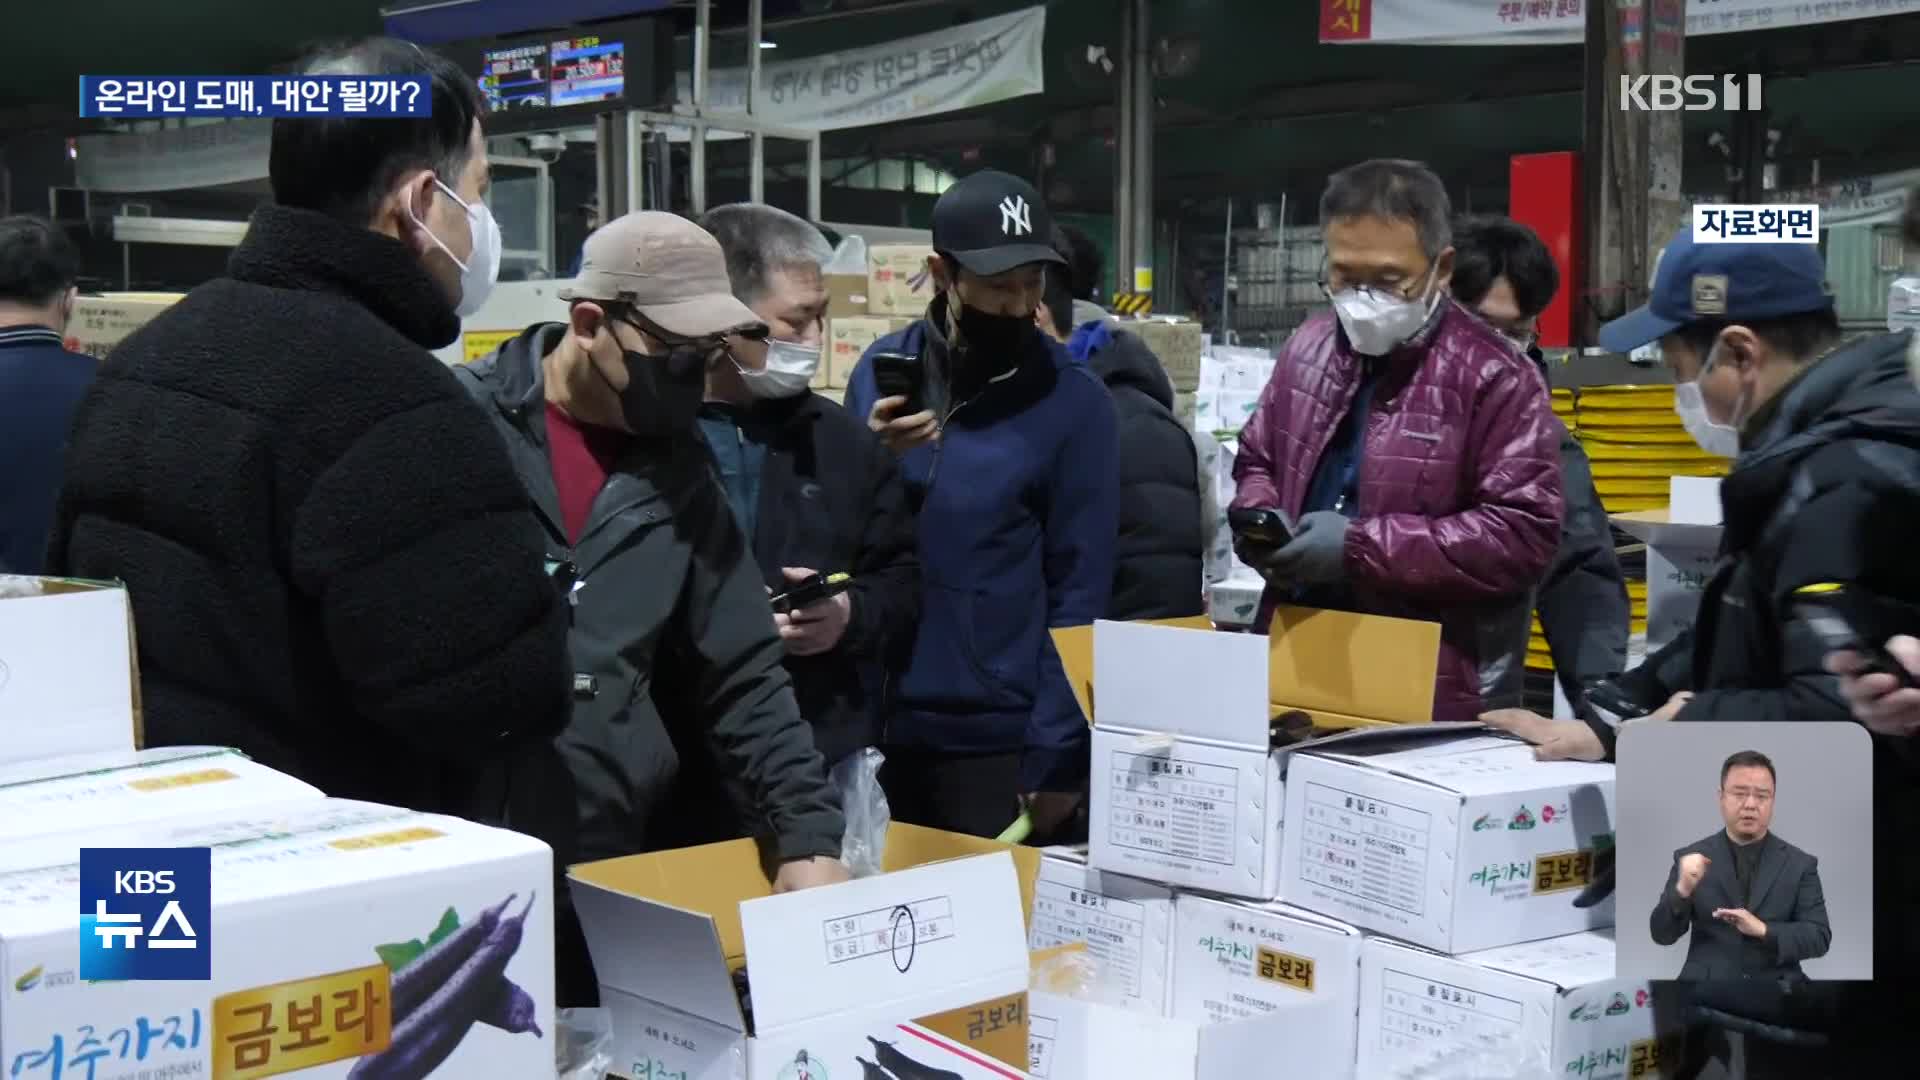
[{"xmin": 931, "ymin": 169, "xmax": 1066, "ymax": 277}]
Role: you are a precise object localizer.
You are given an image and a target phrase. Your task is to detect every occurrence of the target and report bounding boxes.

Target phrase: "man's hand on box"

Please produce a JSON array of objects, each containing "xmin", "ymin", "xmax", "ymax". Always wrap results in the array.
[
  {"xmin": 773, "ymin": 856, "xmax": 851, "ymax": 892},
  {"xmin": 1481, "ymin": 709, "xmax": 1606, "ymax": 762},
  {"xmin": 1022, "ymin": 791, "xmax": 1083, "ymax": 838}
]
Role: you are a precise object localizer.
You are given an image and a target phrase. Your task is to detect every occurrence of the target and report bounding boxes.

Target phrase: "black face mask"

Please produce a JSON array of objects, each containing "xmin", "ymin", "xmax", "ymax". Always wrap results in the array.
[
  {"xmin": 617, "ymin": 342, "xmax": 709, "ymax": 437},
  {"xmin": 950, "ymin": 293, "xmax": 1034, "ymax": 361}
]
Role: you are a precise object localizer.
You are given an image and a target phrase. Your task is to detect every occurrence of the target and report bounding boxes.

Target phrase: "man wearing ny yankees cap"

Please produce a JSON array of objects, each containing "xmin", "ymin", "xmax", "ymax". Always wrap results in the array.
[{"xmin": 845, "ymin": 169, "xmax": 1119, "ymax": 843}]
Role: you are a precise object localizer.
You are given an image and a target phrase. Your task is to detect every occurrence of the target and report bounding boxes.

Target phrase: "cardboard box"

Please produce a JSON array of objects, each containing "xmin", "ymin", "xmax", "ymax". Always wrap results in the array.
[
  {"xmin": 867, "ymin": 244, "xmax": 935, "ymax": 317},
  {"xmin": 1030, "ymin": 978, "xmax": 1348, "ymax": 1080},
  {"xmin": 825, "ymin": 272, "xmax": 871, "ymax": 320},
  {"xmin": 63, "ymin": 293, "xmax": 183, "ymax": 361},
  {"xmin": 1168, "ymin": 894, "xmax": 1364, "ymax": 1077},
  {"xmin": 0, "ymin": 746, "xmax": 321, "ymax": 842},
  {"xmin": 572, "ymin": 825, "xmax": 1039, "ymax": 1080},
  {"xmin": 0, "ymin": 797, "xmax": 555, "ymax": 1080},
  {"xmin": 1191, "ymin": 346, "xmax": 1274, "ymax": 439},
  {"xmin": 1280, "ymin": 734, "xmax": 1617, "ymax": 954},
  {"xmin": 1028, "ymin": 847, "xmax": 1173, "ymax": 1015},
  {"xmin": 0, "ymin": 577, "xmax": 140, "ymax": 764},
  {"xmin": 1357, "ymin": 932, "xmax": 1679, "ymax": 1080},
  {"xmin": 1610, "ymin": 477, "xmax": 1723, "ymax": 653},
  {"xmin": 827, "ymin": 316, "xmax": 912, "ymax": 389},
  {"xmin": 1055, "ymin": 615, "xmax": 1449, "ymax": 900},
  {"xmin": 1126, "ymin": 320, "xmax": 1204, "ymax": 395},
  {"xmin": 1206, "ymin": 578, "xmax": 1264, "ymax": 629}
]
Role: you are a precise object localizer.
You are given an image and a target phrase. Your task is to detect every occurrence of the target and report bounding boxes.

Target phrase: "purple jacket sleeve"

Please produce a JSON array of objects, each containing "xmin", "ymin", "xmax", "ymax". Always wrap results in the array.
[
  {"xmin": 1228, "ymin": 346, "xmax": 1293, "ymax": 513},
  {"xmin": 1346, "ymin": 362, "xmax": 1564, "ymax": 603}
]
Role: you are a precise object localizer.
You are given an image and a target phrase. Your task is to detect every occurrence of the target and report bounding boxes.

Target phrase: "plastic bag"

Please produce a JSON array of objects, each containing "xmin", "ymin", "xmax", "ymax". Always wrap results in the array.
[
  {"xmin": 833, "ymin": 747, "xmax": 890, "ymax": 878},
  {"xmin": 554, "ymin": 1007, "xmax": 612, "ymax": 1080},
  {"xmin": 1028, "ymin": 944, "xmax": 1127, "ymax": 1007}
]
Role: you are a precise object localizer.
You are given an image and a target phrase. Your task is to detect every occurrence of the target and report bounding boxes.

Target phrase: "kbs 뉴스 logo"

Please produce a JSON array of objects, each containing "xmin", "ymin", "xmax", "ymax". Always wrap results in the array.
[{"xmin": 79, "ymin": 847, "xmax": 212, "ymax": 981}]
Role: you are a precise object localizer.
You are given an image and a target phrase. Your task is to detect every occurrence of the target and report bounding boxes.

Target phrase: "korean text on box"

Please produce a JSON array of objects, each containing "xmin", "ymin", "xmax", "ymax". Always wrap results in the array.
[
  {"xmin": 1357, "ymin": 931, "xmax": 1681, "ymax": 1080},
  {"xmin": 0, "ymin": 797, "xmax": 554, "ymax": 1080},
  {"xmin": 1280, "ymin": 732, "xmax": 1617, "ymax": 954},
  {"xmin": 1056, "ymin": 612, "xmax": 1448, "ymax": 900},
  {"xmin": 1167, "ymin": 895, "xmax": 1364, "ymax": 1079},
  {"xmin": 571, "ymin": 824, "xmax": 1038, "ymax": 1080},
  {"xmin": 1027, "ymin": 846, "xmax": 1174, "ymax": 1016}
]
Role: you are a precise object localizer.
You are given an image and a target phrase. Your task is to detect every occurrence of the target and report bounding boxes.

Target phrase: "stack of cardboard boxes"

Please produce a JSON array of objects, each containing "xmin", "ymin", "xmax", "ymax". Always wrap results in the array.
[
  {"xmin": 1025, "ymin": 613, "xmax": 1676, "ymax": 1080},
  {"xmin": 817, "ymin": 244, "xmax": 930, "ymax": 404}
]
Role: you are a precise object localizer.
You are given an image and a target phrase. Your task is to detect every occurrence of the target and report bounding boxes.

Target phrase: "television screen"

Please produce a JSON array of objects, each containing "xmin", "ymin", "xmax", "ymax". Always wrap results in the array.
[
  {"xmin": 479, "ymin": 42, "xmax": 549, "ymax": 113},
  {"xmin": 549, "ymin": 35, "xmax": 624, "ymax": 108}
]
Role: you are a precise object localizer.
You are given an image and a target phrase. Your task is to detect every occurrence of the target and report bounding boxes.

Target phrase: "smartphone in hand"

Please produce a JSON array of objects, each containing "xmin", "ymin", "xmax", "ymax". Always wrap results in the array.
[
  {"xmin": 1228, "ymin": 507, "xmax": 1295, "ymax": 549},
  {"xmin": 1793, "ymin": 582, "xmax": 1920, "ymax": 688},
  {"xmin": 771, "ymin": 571, "xmax": 854, "ymax": 615},
  {"xmin": 870, "ymin": 351, "xmax": 924, "ymax": 415}
]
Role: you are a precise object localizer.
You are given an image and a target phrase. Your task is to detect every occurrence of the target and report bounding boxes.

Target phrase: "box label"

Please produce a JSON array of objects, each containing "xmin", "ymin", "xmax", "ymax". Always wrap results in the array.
[
  {"xmin": 1026, "ymin": 1012, "xmax": 1060, "ymax": 1078},
  {"xmin": 1106, "ymin": 752, "xmax": 1238, "ymax": 866},
  {"xmin": 1030, "ymin": 881, "xmax": 1152, "ymax": 1001},
  {"xmin": 1376, "ymin": 967, "xmax": 1524, "ymax": 1056},
  {"xmin": 824, "ymin": 895, "xmax": 957, "ymax": 966},
  {"xmin": 211, "ymin": 964, "xmax": 394, "ymax": 1080},
  {"xmin": 1256, "ymin": 946, "xmax": 1316, "ymax": 992},
  {"xmin": 1297, "ymin": 782, "xmax": 1432, "ymax": 917},
  {"xmin": 8, "ymin": 1005, "xmax": 207, "ymax": 1079}
]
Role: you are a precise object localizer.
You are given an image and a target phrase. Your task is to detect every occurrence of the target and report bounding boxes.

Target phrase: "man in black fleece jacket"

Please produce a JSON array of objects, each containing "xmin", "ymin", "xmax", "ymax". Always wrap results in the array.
[{"xmin": 46, "ymin": 40, "xmax": 573, "ymax": 850}]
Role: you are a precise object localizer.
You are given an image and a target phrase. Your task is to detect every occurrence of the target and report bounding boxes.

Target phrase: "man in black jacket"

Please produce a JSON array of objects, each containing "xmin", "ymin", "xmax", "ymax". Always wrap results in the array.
[
  {"xmin": 1650, "ymin": 750, "xmax": 1831, "ymax": 982},
  {"xmin": 690, "ymin": 202, "xmax": 920, "ymax": 776},
  {"xmin": 47, "ymin": 38, "xmax": 573, "ymax": 836},
  {"xmin": 1039, "ymin": 225, "xmax": 1203, "ymax": 621},
  {"xmin": 0, "ymin": 215, "xmax": 94, "ymax": 574},
  {"xmin": 1452, "ymin": 215, "xmax": 1630, "ymax": 711},
  {"xmin": 457, "ymin": 210, "xmax": 847, "ymax": 1003}
]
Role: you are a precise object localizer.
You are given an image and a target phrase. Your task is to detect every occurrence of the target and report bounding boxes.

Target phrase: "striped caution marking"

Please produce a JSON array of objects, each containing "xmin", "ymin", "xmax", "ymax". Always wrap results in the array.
[{"xmin": 1111, "ymin": 291, "xmax": 1153, "ymax": 316}]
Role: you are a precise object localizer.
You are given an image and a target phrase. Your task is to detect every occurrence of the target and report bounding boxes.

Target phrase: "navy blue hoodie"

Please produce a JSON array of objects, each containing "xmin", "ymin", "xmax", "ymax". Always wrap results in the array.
[{"xmin": 845, "ymin": 297, "xmax": 1118, "ymax": 792}]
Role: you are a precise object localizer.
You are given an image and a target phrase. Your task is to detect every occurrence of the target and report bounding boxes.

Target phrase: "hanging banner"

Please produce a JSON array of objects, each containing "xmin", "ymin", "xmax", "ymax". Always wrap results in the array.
[
  {"xmin": 1771, "ymin": 168, "xmax": 1920, "ymax": 229},
  {"xmin": 1321, "ymin": 0, "xmax": 1920, "ymax": 45},
  {"xmin": 73, "ymin": 119, "xmax": 271, "ymax": 193},
  {"xmin": 677, "ymin": 5, "xmax": 1045, "ymax": 131}
]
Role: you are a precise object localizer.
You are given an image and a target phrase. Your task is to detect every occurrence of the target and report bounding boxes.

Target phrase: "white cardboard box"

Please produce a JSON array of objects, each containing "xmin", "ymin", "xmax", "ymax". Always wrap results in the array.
[
  {"xmin": 0, "ymin": 746, "xmax": 322, "ymax": 842},
  {"xmin": 1611, "ymin": 476, "xmax": 1723, "ymax": 653},
  {"xmin": 1029, "ymin": 984, "xmax": 1346, "ymax": 1080},
  {"xmin": 1028, "ymin": 847, "xmax": 1173, "ymax": 1015},
  {"xmin": 0, "ymin": 798, "xmax": 555, "ymax": 1080},
  {"xmin": 1205, "ymin": 578, "xmax": 1263, "ymax": 628},
  {"xmin": 1076, "ymin": 618, "xmax": 1457, "ymax": 900},
  {"xmin": 1357, "ymin": 932, "xmax": 1678, "ymax": 1080},
  {"xmin": 1281, "ymin": 734, "xmax": 1617, "ymax": 954},
  {"xmin": 572, "ymin": 827, "xmax": 1037, "ymax": 1080},
  {"xmin": 1169, "ymin": 894, "xmax": 1364, "ymax": 1078},
  {"xmin": 0, "ymin": 577, "xmax": 137, "ymax": 765}
]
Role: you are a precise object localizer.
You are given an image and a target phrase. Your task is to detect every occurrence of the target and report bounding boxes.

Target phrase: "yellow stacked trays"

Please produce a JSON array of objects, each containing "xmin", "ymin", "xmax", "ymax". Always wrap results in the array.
[{"xmin": 1573, "ymin": 385, "xmax": 1729, "ymax": 513}]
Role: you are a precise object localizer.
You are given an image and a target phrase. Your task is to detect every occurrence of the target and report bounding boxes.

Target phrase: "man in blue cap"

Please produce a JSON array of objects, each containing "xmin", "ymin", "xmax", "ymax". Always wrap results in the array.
[{"xmin": 1488, "ymin": 225, "xmax": 1920, "ymax": 1078}]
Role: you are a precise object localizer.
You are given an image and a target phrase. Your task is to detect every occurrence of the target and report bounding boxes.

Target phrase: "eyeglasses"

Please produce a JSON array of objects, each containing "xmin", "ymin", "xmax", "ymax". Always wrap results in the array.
[
  {"xmin": 1318, "ymin": 260, "xmax": 1435, "ymax": 304},
  {"xmin": 1721, "ymin": 787, "xmax": 1773, "ymax": 805}
]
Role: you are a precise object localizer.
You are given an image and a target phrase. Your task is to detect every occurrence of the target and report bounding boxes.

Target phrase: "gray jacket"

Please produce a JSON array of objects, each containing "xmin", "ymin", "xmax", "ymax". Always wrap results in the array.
[{"xmin": 457, "ymin": 324, "xmax": 843, "ymax": 866}]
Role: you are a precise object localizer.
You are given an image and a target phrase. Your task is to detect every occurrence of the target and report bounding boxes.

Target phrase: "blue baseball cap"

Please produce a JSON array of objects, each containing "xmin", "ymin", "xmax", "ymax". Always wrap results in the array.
[{"xmin": 1597, "ymin": 225, "xmax": 1833, "ymax": 354}]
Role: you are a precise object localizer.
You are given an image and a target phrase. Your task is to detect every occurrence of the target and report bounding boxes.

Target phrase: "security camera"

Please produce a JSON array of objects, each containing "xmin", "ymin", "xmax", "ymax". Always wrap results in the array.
[{"xmin": 526, "ymin": 133, "xmax": 566, "ymax": 163}]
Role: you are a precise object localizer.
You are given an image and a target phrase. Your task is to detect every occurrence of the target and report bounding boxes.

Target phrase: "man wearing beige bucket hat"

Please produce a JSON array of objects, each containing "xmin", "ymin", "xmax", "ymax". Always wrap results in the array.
[{"xmin": 458, "ymin": 211, "xmax": 848, "ymax": 1007}]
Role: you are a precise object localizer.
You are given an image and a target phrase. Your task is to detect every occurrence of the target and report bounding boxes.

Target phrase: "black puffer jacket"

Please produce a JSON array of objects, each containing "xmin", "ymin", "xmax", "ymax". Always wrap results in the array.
[
  {"xmin": 46, "ymin": 204, "xmax": 575, "ymax": 849},
  {"xmin": 1078, "ymin": 325, "xmax": 1204, "ymax": 619}
]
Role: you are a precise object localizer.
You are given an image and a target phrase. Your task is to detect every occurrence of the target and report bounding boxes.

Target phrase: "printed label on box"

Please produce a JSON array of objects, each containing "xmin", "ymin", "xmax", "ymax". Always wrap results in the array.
[
  {"xmin": 1030, "ymin": 881, "xmax": 1151, "ymax": 1001},
  {"xmin": 1297, "ymin": 782, "xmax": 1432, "ymax": 920},
  {"xmin": 1105, "ymin": 753, "xmax": 1239, "ymax": 867},
  {"xmin": 1375, "ymin": 967, "xmax": 1525, "ymax": 1057}
]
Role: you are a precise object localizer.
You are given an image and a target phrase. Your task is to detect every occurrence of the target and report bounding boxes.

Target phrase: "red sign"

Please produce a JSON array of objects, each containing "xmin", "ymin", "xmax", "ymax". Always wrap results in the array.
[{"xmin": 1320, "ymin": 0, "xmax": 1373, "ymax": 41}]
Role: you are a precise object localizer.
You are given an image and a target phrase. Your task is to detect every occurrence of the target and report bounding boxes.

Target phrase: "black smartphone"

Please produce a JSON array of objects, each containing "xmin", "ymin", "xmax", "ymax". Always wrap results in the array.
[
  {"xmin": 1229, "ymin": 507, "xmax": 1295, "ymax": 548},
  {"xmin": 771, "ymin": 571, "xmax": 854, "ymax": 615},
  {"xmin": 1792, "ymin": 583, "xmax": 1919, "ymax": 688},
  {"xmin": 870, "ymin": 351, "xmax": 924, "ymax": 415}
]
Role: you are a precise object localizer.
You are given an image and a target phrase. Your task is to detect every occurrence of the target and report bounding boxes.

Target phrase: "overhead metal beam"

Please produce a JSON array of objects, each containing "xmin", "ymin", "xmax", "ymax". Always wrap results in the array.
[{"xmin": 692, "ymin": 0, "xmax": 711, "ymax": 213}]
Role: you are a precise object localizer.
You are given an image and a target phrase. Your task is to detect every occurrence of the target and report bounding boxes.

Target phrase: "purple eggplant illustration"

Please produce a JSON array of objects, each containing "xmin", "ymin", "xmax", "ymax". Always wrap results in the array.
[{"xmin": 349, "ymin": 893, "xmax": 538, "ymax": 1080}]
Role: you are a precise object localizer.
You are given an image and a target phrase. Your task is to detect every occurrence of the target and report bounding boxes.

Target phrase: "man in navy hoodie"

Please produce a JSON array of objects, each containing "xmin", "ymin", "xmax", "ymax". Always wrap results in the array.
[{"xmin": 846, "ymin": 170, "xmax": 1119, "ymax": 841}]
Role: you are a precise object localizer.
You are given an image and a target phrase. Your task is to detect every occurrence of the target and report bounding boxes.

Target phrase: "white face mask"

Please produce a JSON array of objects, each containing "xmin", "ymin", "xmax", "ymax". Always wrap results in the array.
[
  {"xmin": 739, "ymin": 337, "xmax": 821, "ymax": 399},
  {"xmin": 410, "ymin": 178, "xmax": 501, "ymax": 318},
  {"xmin": 1330, "ymin": 268, "xmax": 1441, "ymax": 356},
  {"xmin": 1673, "ymin": 340, "xmax": 1744, "ymax": 458}
]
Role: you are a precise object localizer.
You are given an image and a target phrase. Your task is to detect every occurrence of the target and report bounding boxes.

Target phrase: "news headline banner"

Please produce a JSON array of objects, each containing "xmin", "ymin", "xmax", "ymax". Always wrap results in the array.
[
  {"xmin": 1693, "ymin": 204, "xmax": 1821, "ymax": 244},
  {"xmin": 79, "ymin": 76, "xmax": 431, "ymax": 119}
]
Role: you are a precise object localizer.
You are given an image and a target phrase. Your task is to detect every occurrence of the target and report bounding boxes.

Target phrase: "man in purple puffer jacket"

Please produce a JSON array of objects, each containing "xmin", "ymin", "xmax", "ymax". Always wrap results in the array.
[{"xmin": 1231, "ymin": 159, "xmax": 1564, "ymax": 722}]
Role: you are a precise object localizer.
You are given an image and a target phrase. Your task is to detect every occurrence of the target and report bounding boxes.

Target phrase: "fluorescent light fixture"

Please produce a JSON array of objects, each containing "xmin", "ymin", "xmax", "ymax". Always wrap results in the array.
[
  {"xmin": 759, "ymin": 40, "xmax": 777, "ymax": 48},
  {"xmin": 111, "ymin": 216, "xmax": 249, "ymax": 248}
]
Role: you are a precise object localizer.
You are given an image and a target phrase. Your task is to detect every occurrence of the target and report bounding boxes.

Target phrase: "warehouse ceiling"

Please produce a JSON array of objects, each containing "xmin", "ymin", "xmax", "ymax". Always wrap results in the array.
[{"xmin": 7, "ymin": 0, "xmax": 1918, "ymax": 210}]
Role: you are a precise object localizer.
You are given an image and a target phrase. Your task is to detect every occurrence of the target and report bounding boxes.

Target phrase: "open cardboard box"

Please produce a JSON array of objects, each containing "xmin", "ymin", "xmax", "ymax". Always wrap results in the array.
[
  {"xmin": 1054, "ymin": 611, "xmax": 1474, "ymax": 899},
  {"xmin": 572, "ymin": 824, "xmax": 1040, "ymax": 1080},
  {"xmin": 1610, "ymin": 476, "xmax": 1723, "ymax": 653},
  {"xmin": 1029, "ymin": 942, "xmax": 1349, "ymax": 1080},
  {"xmin": 0, "ymin": 576, "xmax": 143, "ymax": 764}
]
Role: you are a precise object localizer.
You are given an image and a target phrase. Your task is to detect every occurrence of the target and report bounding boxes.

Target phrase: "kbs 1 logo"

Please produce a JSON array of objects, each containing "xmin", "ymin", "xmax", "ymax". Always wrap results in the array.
[
  {"xmin": 78, "ymin": 847, "xmax": 212, "ymax": 981},
  {"xmin": 1619, "ymin": 74, "xmax": 1763, "ymax": 112}
]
